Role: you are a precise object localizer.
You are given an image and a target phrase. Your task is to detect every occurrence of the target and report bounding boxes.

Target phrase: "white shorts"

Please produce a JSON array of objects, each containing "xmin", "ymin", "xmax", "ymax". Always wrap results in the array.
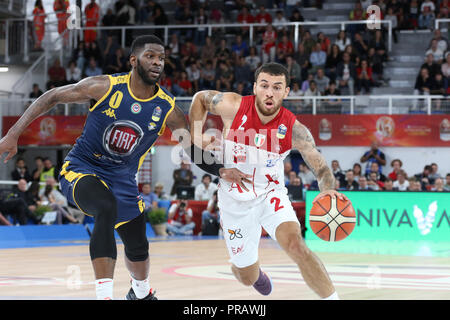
[{"xmin": 218, "ymin": 188, "xmax": 300, "ymax": 268}]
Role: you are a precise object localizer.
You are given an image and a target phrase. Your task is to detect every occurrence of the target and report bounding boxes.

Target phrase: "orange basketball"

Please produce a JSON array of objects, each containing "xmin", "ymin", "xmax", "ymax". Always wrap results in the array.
[{"xmin": 309, "ymin": 195, "xmax": 356, "ymax": 242}]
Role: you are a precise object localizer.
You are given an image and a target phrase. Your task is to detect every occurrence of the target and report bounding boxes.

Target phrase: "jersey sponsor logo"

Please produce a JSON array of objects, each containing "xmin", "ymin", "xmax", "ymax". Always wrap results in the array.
[
  {"xmin": 231, "ymin": 244, "xmax": 244, "ymax": 255},
  {"xmin": 148, "ymin": 122, "xmax": 157, "ymax": 131},
  {"xmin": 254, "ymin": 134, "xmax": 266, "ymax": 148},
  {"xmin": 232, "ymin": 144, "xmax": 246, "ymax": 163},
  {"xmin": 276, "ymin": 124, "xmax": 287, "ymax": 139},
  {"xmin": 228, "ymin": 229, "xmax": 243, "ymax": 240},
  {"xmin": 103, "ymin": 120, "xmax": 144, "ymax": 156},
  {"xmin": 131, "ymin": 102, "xmax": 142, "ymax": 114},
  {"xmin": 102, "ymin": 108, "xmax": 117, "ymax": 119},
  {"xmin": 266, "ymin": 153, "xmax": 281, "ymax": 167},
  {"xmin": 152, "ymin": 106, "xmax": 162, "ymax": 122}
]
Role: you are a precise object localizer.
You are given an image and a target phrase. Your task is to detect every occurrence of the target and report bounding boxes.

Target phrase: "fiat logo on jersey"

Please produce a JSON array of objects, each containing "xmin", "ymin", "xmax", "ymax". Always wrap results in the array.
[
  {"xmin": 254, "ymin": 134, "xmax": 266, "ymax": 148},
  {"xmin": 103, "ymin": 120, "xmax": 144, "ymax": 156}
]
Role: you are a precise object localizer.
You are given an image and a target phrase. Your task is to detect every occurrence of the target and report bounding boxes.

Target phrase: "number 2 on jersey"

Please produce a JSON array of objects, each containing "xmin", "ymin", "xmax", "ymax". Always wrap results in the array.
[
  {"xmin": 270, "ymin": 197, "xmax": 284, "ymax": 212},
  {"xmin": 238, "ymin": 115, "xmax": 247, "ymax": 130}
]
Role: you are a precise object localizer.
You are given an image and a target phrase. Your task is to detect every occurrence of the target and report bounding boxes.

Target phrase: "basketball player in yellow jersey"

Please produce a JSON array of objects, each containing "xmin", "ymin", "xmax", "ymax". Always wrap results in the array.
[
  {"xmin": 189, "ymin": 62, "xmax": 348, "ymax": 300},
  {"xmin": 0, "ymin": 35, "xmax": 249, "ymax": 300}
]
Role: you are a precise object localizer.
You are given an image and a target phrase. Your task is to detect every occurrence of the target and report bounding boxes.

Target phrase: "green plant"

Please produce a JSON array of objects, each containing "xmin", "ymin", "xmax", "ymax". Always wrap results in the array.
[
  {"xmin": 34, "ymin": 205, "xmax": 52, "ymax": 218},
  {"xmin": 147, "ymin": 208, "xmax": 167, "ymax": 225}
]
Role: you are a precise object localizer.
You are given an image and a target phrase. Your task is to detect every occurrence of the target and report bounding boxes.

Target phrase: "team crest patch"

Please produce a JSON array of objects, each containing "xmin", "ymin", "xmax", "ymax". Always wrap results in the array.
[
  {"xmin": 148, "ymin": 122, "xmax": 157, "ymax": 131},
  {"xmin": 254, "ymin": 134, "xmax": 266, "ymax": 148},
  {"xmin": 152, "ymin": 106, "xmax": 162, "ymax": 122},
  {"xmin": 131, "ymin": 102, "xmax": 142, "ymax": 114},
  {"xmin": 277, "ymin": 124, "xmax": 287, "ymax": 139}
]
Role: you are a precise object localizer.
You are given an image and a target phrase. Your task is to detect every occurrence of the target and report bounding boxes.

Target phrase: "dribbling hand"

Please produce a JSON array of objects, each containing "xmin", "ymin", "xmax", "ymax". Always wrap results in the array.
[
  {"xmin": 219, "ymin": 168, "xmax": 253, "ymax": 192},
  {"xmin": 0, "ymin": 134, "xmax": 18, "ymax": 164},
  {"xmin": 312, "ymin": 189, "xmax": 348, "ymax": 204}
]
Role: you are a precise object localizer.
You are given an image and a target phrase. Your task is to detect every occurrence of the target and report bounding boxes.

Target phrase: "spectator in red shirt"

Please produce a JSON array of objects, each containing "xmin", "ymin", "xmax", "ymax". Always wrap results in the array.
[
  {"xmin": 262, "ymin": 23, "xmax": 277, "ymax": 63},
  {"xmin": 388, "ymin": 159, "xmax": 403, "ymax": 181},
  {"xmin": 180, "ymin": 39, "xmax": 198, "ymax": 69},
  {"xmin": 177, "ymin": 71, "xmax": 193, "ymax": 96},
  {"xmin": 47, "ymin": 58, "xmax": 67, "ymax": 89},
  {"xmin": 276, "ymin": 35, "xmax": 294, "ymax": 63},
  {"xmin": 356, "ymin": 59, "xmax": 373, "ymax": 94},
  {"xmin": 159, "ymin": 72, "xmax": 172, "ymax": 93},
  {"xmin": 254, "ymin": 5, "xmax": 272, "ymax": 34},
  {"xmin": 317, "ymin": 32, "xmax": 331, "ymax": 55},
  {"xmin": 237, "ymin": 6, "xmax": 254, "ymax": 36}
]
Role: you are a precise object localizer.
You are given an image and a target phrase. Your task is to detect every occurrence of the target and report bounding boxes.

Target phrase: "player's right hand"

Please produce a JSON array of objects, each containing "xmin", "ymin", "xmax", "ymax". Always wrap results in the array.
[
  {"xmin": 219, "ymin": 168, "xmax": 252, "ymax": 192},
  {"xmin": 0, "ymin": 134, "xmax": 18, "ymax": 163}
]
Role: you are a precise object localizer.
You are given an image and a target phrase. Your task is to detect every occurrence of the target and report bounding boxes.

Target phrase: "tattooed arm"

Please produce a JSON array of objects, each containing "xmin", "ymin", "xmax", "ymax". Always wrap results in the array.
[
  {"xmin": 291, "ymin": 120, "xmax": 347, "ymax": 201},
  {"xmin": 0, "ymin": 76, "xmax": 110, "ymax": 162}
]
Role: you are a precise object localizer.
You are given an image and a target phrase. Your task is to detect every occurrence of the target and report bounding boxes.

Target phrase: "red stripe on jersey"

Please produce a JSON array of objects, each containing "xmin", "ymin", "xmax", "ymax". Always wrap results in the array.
[{"xmin": 226, "ymin": 95, "xmax": 296, "ymax": 154}]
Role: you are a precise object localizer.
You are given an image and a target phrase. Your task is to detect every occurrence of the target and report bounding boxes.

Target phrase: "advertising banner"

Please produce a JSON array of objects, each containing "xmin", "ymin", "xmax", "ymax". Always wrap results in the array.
[
  {"xmin": 3, "ymin": 114, "xmax": 449, "ymax": 147},
  {"xmin": 305, "ymin": 191, "xmax": 450, "ymax": 241}
]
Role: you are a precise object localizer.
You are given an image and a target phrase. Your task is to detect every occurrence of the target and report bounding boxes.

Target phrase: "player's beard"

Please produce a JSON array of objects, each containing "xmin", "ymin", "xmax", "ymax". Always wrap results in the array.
[
  {"xmin": 136, "ymin": 59, "xmax": 160, "ymax": 86},
  {"xmin": 255, "ymin": 95, "xmax": 282, "ymax": 117}
]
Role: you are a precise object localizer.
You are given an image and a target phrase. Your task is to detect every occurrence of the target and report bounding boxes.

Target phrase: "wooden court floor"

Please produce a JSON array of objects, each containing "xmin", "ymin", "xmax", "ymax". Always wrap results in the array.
[{"xmin": 0, "ymin": 237, "xmax": 449, "ymax": 300}]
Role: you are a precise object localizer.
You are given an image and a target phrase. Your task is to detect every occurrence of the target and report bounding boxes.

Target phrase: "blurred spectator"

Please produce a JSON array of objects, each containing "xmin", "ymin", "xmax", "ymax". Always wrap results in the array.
[
  {"xmin": 317, "ymin": 32, "xmax": 331, "ymax": 55},
  {"xmin": 47, "ymin": 59, "xmax": 66, "ymax": 89},
  {"xmin": 343, "ymin": 169, "xmax": 359, "ymax": 190},
  {"xmin": 167, "ymin": 200, "xmax": 195, "ymax": 236},
  {"xmin": 441, "ymin": 53, "xmax": 450, "ymax": 92},
  {"xmin": 201, "ymin": 190, "xmax": 220, "ymax": 235},
  {"xmin": 195, "ymin": 174, "xmax": 218, "ymax": 201},
  {"xmin": 367, "ymin": 47, "xmax": 385, "ymax": 84},
  {"xmin": 413, "ymin": 68, "xmax": 433, "ymax": 109},
  {"xmin": 429, "ymin": 163, "xmax": 442, "ymax": 180},
  {"xmin": 353, "ymin": 32, "xmax": 369, "ymax": 59},
  {"xmin": 344, "ymin": 44, "xmax": 358, "ymax": 64},
  {"xmin": 72, "ymin": 41, "xmax": 87, "ymax": 72},
  {"xmin": 245, "ymin": 46, "xmax": 262, "ymax": 72},
  {"xmin": 335, "ymin": 30, "xmax": 351, "ymax": 52},
  {"xmin": 431, "ymin": 178, "xmax": 445, "ymax": 191},
  {"xmin": 234, "ymin": 56, "xmax": 252, "ymax": 90},
  {"xmin": 54, "ymin": 0, "xmax": 70, "ymax": 45},
  {"xmin": 84, "ymin": 0, "xmax": 100, "ymax": 44},
  {"xmin": 85, "ymin": 41, "xmax": 103, "ymax": 67},
  {"xmin": 287, "ymin": 3, "xmax": 303, "ymax": 19},
  {"xmin": 388, "ymin": 159, "xmax": 403, "ymax": 181},
  {"xmin": 153, "ymin": 182, "xmax": 169, "ymax": 200},
  {"xmin": 276, "ymin": 35, "xmax": 294, "ymax": 63},
  {"xmin": 199, "ymin": 60, "xmax": 216, "ymax": 90},
  {"xmin": 11, "ymin": 158, "xmax": 32, "ymax": 182},
  {"xmin": 385, "ymin": 7, "xmax": 398, "ymax": 43},
  {"xmin": 236, "ymin": 6, "xmax": 254, "ymax": 36},
  {"xmin": 425, "ymin": 39, "xmax": 444, "ymax": 64},
  {"xmin": 360, "ymin": 141, "xmax": 386, "ymax": 175},
  {"xmin": 164, "ymin": 47, "xmax": 180, "ymax": 78},
  {"xmin": 298, "ymin": 163, "xmax": 315, "ymax": 186},
  {"xmin": 186, "ymin": 61, "xmax": 201, "ymax": 93},
  {"xmin": 273, "ymin": 10, "xmax": 289, "ymax": 34},
  {"xmin": 322, "ymin": 81, "xmax": 342, "ymax": 113},
  {"xmin": 301, "ymin": 73, "xmax": 314, "ymax": 93},
  {"xmin": 215, "ymin": 39, "xmax": 232, "ymax": 65},
  {"xmin": 294, "ymin": 43, "xmax": 311, "ymax": 81},
  {"xmin": 32, "ymin": 0, "xmax": 46, "ymax": 51},
  {"xmin": 180, "ymin": 39, "xmax": 198, "ymax": 69},
  {"xmin": 325, "ymin": 44, "xmax": 341, "ymax": 82},
  {"xmin": 29, "ymin": 83, "xmax": 43, "ymax": 99},
  {"xmin": 231, "ymin": 34, "xmax": 249, "ymax": 58},
  {"xmin": 367, "ymin": 161, "xmax": 387, "ymax": 181},
  {"xmin": 284, "ymin": 162, "xmax": 293, "ymax": 184},
  {"xmin": 309, "ymin": 43, "xmax": 327, "ymax": 73},
  {"xmin": 415, "ymin": 165, "xmax": 434, "ymax": 190},
  {"xmin": 159, "ymin": 72, "xmax": 172, "ymax": 92},
  {"xmin": 286, "ymin": 55, "xmax": 302, "ymax": 84},
  {"xmin": 102, "ymin": 8, "xmax": 117, "ymax": 38},
  {"xmin": 336, "ymin": 52, "xmax": 356, "ymax": 95},
  {"xmin": 369, "ymin": 30, "xmax": 387, "ymax": 62},
  {"xmin": 356, "ymin": 59, "xmax": 374, "ymax": 94},
  {"xmin": 286, "ymin": 171, "xmax": 297, "ymax": 188},
  {"xmin": 85, "ymin": 57, "xmax": 103, "ymax": 77},
  {"xmin": 430, "ymin": 73, "xmax": 445, "ymax": 109},
  {"xmin": 168, "ymin": 33, "xmax": 181, "ymax": 60},
  {"xmin": 409, "ymin": 0, "xmax": 420, "ymax": 29},
  {"xmin": 303, "ymin": 80, "xmax": 321, "ymax": 107},
  {"xmin": 289, "ymin": 8, "xmax": 305, "ymax": 35},
  {"xmin": 314, "ymin": 68, "xmax": 330, "ymax": 94},
  {"xmin": 367, "ymin": 172, "xmax": 382, "ymax": 190},
  {"xmin": 105, "ymin": 47, "xmax": 128, "ymax": 74},
  {"xmin": 418, "ymin": 4, "xmax": 435, "ymax": 30},
  {"xmin": 383, "ymin": 178, "xmax": 397, "ymax": 191},
  {"xmin": 39, "ymin": 158, "xmax": 59, "ymax": 187},
  {"xmin": 301, "ymin": 30, "xmax": 316, "ymax": 56},
  {"xmin": 31, "ymin": 156, "xmax": 44, "ymax": 182},
  {"xmin": 331, "ymin": 160, "xmax": 345, "ymax": 186},
  {"xmin": 407, "ymin": 178, "xmax": 422, "ymax": 191},
  {"xmin": 288, "ymin": 81, "xmax": 303, "ymax": 97},
  {"xmin": 352, "ymin": 163, "xmax": 363, "ymax": 182},
  {"xmin": 40, "ymin": 181, "xmax": 79, "ymax": 224},
  {"xmin": 0, "ymin": 186, "xmax": 36, "ymax": 225},
  {"xmin": 170, "ymin": 162, "xmax": 194, "ymax": 196},
  {"xmin": 347, "ymin": 1, "xmax": 367, "ymax": 36},
  {"xmin": 140, "ymin": 182, "xmax": 158, "ymax": 214},
  {"xmin": 357, "ymin": 176, "xmax": 369, "ymax": 190},
  {"xmin": 215, "ymin": 61, "xmax": 233, "ymax": 91},
  {"xmin": 444, "ymin": 173, "xmax": 450, "ymax": 191},
  {"xmin": 194, "ymin": 7, "xmax": 208, "ymax": 46},
  {"xmin": 430, "ymin": 29, "xmax": 448, "ymax": 53},
  {"xmin": 16, "ymin": 179, "xmax": 41, "ymax": 223},
  {"xmin": 201, "ymin": 36, "xmax": 216, "ymax": 63},
  {"xmin": 66, "ymin": 61, "xmax": 82, "ymax": 84},
  {"xmin": 177, "ymin": 71, "xmax": 193, "ymax": 96},
  {"xmin": 255, "ymin": 5, "xmax": 273, "ymax": 35},
  {"xmin": 392, "ymin": 169, "xmax": 409, "ymax": 191},
  {"xmin": 262, "ymin": 24, "xmax": 277, "ymax": 63}
]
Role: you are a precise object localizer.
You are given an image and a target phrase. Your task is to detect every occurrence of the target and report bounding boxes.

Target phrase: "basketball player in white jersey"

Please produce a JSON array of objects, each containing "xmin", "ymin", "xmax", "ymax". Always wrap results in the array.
[{"xmin": 189, "ymin": 63, "xmax": 346, "ymax": 300}]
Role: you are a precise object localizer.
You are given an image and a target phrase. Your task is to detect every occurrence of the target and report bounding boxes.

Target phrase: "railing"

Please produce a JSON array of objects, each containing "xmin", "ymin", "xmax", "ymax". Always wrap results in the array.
[
  {"xmin": 1, "ymin": 94, "xmax": 447, "ymax": 118},
  {"xmin": 435, "ymin": 18, "xmax": 450, "ymax": 30},
  {"xmin": 2, "ymin": 18, "xmax": 392, "ymax": 64}
]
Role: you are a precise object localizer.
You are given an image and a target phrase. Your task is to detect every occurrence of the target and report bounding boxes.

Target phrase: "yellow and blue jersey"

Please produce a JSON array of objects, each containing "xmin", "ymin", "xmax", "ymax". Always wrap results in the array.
[{"xmin": 59, "ymin": 72, "xmax": 175, "ymax": 228}]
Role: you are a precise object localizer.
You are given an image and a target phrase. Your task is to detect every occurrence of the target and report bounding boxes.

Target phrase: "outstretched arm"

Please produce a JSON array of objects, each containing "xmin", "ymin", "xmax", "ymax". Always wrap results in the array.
[
  {"xmin": 291, "ymin": 120, "xmax": 347, "ymax": 202},
  {"xmin": 0, "ymin": 76, "xmax": 110, "ymax": 162},
  {"xmin": 166, "ymin": 104, "xmax": 252, "ymax": 190}
]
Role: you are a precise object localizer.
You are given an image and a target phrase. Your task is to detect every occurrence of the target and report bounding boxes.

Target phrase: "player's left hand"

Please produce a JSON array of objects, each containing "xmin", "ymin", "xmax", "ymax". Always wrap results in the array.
[
  {"xmin": 219, "ymin": 168, "xmax": 252, "ymax": 192},
  {"xmin": 312, "ymin": 189, "xmax": 348, "ymax": 204}
]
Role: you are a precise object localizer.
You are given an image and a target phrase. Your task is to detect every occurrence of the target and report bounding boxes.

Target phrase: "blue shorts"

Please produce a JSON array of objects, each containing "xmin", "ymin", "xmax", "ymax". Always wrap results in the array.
[{"xmin": 58, "ymin": 156, "xmax": 145, "ymax": 229}]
